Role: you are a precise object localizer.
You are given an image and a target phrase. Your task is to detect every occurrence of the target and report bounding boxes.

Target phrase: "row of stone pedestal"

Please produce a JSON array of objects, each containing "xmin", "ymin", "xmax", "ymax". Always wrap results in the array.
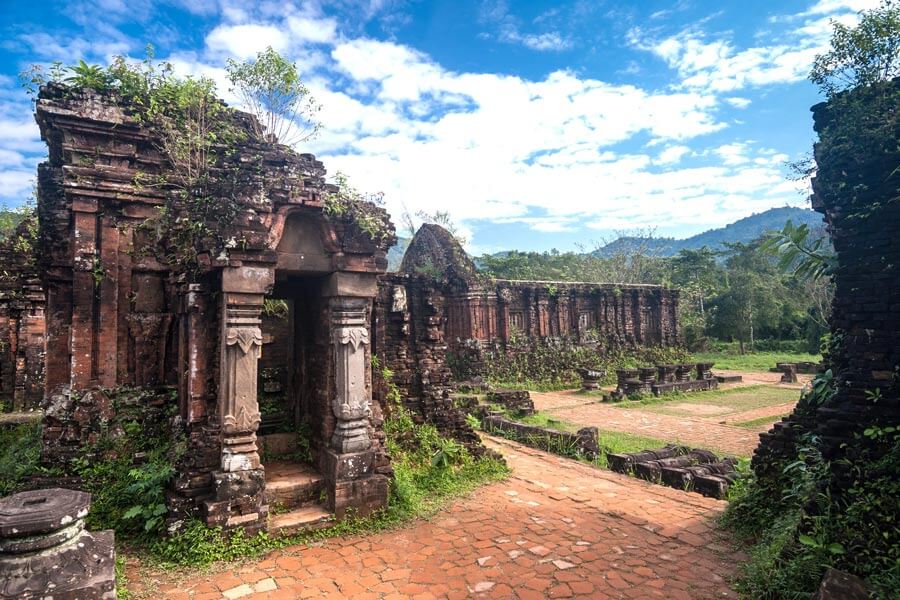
[{"xmin": 610, "ymin": 363, "xmax": 717, "ymax": 399}]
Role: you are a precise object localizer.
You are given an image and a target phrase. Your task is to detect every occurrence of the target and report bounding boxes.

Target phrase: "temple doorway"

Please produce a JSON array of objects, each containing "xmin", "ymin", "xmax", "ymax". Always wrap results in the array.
[{"xmin": 257, "ymin": 274, "xmax": 331, "ymax": 531}]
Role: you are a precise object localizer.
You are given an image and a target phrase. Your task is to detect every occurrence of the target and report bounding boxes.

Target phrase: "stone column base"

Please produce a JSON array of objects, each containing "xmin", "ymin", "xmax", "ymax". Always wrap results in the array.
[
  {"xmin": 203, "ymin": 468, "xmax": 268, "ymax": 534},
  {"xmin": 321, "ymin": 449, "xmax": 389, "ymax": 519}
]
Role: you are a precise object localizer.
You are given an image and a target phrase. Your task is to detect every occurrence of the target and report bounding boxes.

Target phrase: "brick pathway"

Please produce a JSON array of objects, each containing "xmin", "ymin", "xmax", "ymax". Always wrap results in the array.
[
  {"xmin": 128, "ymin": 436, "xmax": 740, "ymax": 599},
  {"xmin": 531, "ymin": 392, "xmax": 764, "ymax": 456},
  {"xmin": 721, "ymin": 402, "xmax": 796, "ymax": 425}
]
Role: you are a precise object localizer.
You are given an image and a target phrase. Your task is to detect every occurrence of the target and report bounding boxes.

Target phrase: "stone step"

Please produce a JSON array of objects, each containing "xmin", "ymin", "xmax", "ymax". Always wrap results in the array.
[
  {"xmin": 269, "ymin": 505, "xmax": 334, "ymax": 536},
  {"xmin": 264, "ymin": 462, "xmax": 325, "ymax": 511}
]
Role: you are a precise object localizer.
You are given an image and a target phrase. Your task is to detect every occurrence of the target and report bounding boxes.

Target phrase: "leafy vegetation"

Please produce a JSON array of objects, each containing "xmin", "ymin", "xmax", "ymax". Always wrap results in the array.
[
  {"xmin": 323, "ymin": 171, "xmax": 395, "ymax": 245},
  {"xmin": 226, "ymin": 46, "xmax": 322, "ymax": 145},
  {"xmin": 0, "ymin": 421, "xmax": 43, "ymax": 495},
  {"xmin": 723, "ymin": 425, "xmax": 900, "ymax": 597},
  {"xmin": 449, "ymin": 332, "xmax": 690, "ymax": 390},
  {"xmin": 809, "ymin": 0, "xmax": 900, "ymax": 96}
]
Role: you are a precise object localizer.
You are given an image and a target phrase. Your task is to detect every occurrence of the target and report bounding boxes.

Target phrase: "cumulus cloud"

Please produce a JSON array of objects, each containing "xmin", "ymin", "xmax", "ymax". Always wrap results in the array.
[
  {"xmin": 655, "ymin": 145, "xmax": 691, "ymax": 165},
  {"xmin": 629, "ymin": 0, "xmax": 878, "ymax": 94},
  {"xmin": 0, "ymin": 0, "xmax": 819, "ymax": 240},
  {"xmin": 205, "ymin": 24, "xmax": 290, "ymax": 58}
]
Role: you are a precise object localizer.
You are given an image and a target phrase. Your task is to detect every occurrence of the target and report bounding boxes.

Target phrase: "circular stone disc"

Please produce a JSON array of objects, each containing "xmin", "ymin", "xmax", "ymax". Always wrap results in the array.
[{"xmin": 0, "ymin": 488, "xmax": 91, "ymax": 539}]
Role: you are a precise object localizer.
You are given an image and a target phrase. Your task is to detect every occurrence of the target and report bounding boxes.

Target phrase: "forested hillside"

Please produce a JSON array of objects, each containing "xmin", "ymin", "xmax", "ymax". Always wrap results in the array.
[{"xmin": 592, "ymin": 207, "xmax": 822, "ymax": 257}]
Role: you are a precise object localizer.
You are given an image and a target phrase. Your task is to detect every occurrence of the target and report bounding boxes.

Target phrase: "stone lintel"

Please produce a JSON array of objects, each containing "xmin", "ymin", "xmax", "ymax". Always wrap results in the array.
[
  {"xmin": 322, "ymin": 271, "xmax": 378, "ymax": 298},
  {"xmin": 221, "ymin": 265, "xmax": 275, "ymax": 295}
]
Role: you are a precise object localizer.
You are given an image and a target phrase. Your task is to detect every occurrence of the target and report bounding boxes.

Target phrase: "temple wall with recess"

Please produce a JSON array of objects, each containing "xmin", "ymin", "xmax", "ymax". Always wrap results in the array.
[{"xmin": 33, "ymin": 82, "xmax": 394, "ymax": 531}]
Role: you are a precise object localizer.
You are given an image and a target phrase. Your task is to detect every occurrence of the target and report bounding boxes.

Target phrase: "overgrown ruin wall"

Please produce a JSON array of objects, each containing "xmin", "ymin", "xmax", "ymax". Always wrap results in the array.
[
  {"xmin": 372, "ymin": 224, "xmax": 680, "ymax": 449},
  {"xmin": 0, "ymin": 218, "xmax": 44, "ymax": 411},
  {"xmin": 33, "ymin": 83, "xmax": 395, "ymax": 530},
  {"xmin": 754, "ymin": 78, "xmax": 900, "ymax": 485}
]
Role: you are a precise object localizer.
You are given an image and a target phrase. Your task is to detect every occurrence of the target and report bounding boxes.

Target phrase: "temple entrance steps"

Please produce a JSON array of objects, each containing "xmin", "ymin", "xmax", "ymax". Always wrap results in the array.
[
  {"xmin": 264, "ymin": 461, "xmax": 335, "ymax": 535},
  {"xmin": 265, "ymin": 461, "xmax": 324, "ymax": 508}
]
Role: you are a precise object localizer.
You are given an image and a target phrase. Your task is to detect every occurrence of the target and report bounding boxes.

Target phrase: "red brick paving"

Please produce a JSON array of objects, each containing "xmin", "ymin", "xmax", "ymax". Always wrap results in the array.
[{"xmin": 128, "ymin": 436, "xmax": 741, "ymax": 599}]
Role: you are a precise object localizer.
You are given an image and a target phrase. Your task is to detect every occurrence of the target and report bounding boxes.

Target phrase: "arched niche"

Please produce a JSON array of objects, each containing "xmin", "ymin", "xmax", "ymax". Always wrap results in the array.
[{"xmin": 274, "ymin": 210, "xmax": 335, "ymax": 275}]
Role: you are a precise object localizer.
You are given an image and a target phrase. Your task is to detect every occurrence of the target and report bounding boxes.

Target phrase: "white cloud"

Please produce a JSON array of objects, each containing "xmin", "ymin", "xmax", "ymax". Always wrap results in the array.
[
  {"xmin": 0, "ymin": 0, "xmax": 819, "ymax": 241},
  {"xmin": 725, "ymin": 96, "xmax": 752, "ymax": 108},
  {"xmin": 655, "ymin": 145, "xmax": 691, "ymax": 165},
  {"xmin": 479, "ymin": 0, "xmax": 572, "ymax": 52},
  {"xmin": 715, "ymin": 142, "xmax": 751, "ymax": 166},
  {"xmin": 286, "ymin": 15, "xmax": 338, "ymax": 45},
  {"xmin": 205, "ymin": 24, "xmax": 289, "ymax": 58},
  {"xmin": 500, "ymin": 29, "xmax": 571, "ymax": 52},
  {"xmin": 801, "ymin": 0, "xmax": 883, "ymax": 16},
  {"xmin": 630, "ymin": 0, "xmax": 877, "ymax": 94}
]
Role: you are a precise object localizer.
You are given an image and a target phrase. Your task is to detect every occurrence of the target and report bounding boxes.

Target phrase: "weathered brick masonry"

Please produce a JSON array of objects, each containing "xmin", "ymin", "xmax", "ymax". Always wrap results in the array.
[
  {"xmin": 0, "ymin": 218, "xmax": 44, "ymax": 411},
  {"xmin": 754, "ymin": 78, "xmax": 900, "ymax": 487},
  {"xmin": 373, "ymin": 224, "xmax": 680, "ymax": 450},
  {"xmin": 33, "ymin": 84, "xmax": 395, "ymax": 531},
  {"xmin": 16, "ymin": 84, "xmax": 683, "ymax": 534}
]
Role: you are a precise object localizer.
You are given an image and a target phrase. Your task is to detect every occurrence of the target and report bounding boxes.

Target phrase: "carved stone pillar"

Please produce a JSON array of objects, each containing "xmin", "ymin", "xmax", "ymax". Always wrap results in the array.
[
  {"xmin": 330, "ymin": 297, "xmax": 371, "ymax": 453},
  {"xmin": 220, "ymin": 302, "xmax": 263, "ymax": 471},
  {"xmin": 320, "ymin": 272, "xmax": 388, "ymax": 519},
  {"xmin": 204, "ymin": 265, "xmax": 272, "ymax": 533}
]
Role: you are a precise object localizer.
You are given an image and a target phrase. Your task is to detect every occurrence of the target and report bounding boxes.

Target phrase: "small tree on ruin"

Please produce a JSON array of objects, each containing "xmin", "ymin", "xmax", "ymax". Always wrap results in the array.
[
  {"xmin": 810, "ymin": 0, "xmax": 900, "ymax": 96},
  {"xmin": 226, "ymin": 47, "xmax": 322, "ymax": 145}
]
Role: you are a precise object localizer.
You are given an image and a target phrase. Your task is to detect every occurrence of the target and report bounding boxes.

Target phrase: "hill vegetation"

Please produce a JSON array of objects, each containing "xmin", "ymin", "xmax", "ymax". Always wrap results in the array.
[{"xmin": 592, "ymin": 207, "xmax": 823, "ymax": 258}]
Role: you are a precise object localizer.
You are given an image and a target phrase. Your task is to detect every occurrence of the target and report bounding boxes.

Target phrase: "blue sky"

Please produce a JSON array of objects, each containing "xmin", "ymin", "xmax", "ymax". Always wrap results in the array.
[{"xmin": 0, "ymin": 0, "xmax": 878, "ymax": 253}]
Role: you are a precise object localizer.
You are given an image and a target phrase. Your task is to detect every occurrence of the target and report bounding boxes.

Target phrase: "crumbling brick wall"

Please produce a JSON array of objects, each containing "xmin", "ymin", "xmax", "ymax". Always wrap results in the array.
[
  {"xmin": 0, "ymin": 218, "xmax": 45, "ymax": 411},
  {"xmin": 34, "ymin": 83, "xmax": 394, "ymax": 527},
  {"xmin": 373, "ymin": 224, "xmax": 681, "ymax": 452},
  {"xmin": 374, "ymin": 273, "xmax": 483, "ymax": 454},
  {"xmin": 753, "ymin": 78, "xmax": 900, "ymax": 484}
]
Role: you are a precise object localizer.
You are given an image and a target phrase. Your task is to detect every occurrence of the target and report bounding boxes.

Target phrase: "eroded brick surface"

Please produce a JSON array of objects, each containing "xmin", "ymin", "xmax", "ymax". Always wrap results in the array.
[{"xmin": 128, "ymin": 436, "xmax": 740, "ymax": 599}]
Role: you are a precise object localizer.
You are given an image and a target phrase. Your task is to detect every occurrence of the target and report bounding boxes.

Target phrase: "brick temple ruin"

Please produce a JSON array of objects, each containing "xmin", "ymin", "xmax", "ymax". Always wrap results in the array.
[{"xmin": 0, "ymin": 84, "xmax": 680, "ymax": 533}]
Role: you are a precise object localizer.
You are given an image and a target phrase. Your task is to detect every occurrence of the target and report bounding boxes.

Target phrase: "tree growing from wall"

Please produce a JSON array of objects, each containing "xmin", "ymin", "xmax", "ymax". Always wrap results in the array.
[{"xmin": 226, "ymin": 46, "xmax": 322, "ymax": 145}]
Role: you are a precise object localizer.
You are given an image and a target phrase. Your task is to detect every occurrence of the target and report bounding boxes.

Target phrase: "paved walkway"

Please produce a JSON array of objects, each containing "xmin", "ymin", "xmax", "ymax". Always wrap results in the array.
[
  {"xmin": 531, "ymin": 392, "xmax": 766, "ymax": 456},
  {"xmin": 721, "ymin": 402, "xmax": 796, "ymax": 425},
  {"xmin": 128, "ymin": 436, "xmax": 740, "ymax": 599}
]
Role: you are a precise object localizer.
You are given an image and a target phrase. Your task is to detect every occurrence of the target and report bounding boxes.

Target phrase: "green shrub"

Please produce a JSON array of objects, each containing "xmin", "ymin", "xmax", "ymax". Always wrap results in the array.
[
  {"xmin": 450, "ymin": 333, "xmax": 690, "ymax": 390},
  {"xmin": 0, "ymin": 421, "xmax": 42, "ymax": 495},
  {"xmin": 723, "ymin": 429, "xmax": 900, "ymax": 598}
]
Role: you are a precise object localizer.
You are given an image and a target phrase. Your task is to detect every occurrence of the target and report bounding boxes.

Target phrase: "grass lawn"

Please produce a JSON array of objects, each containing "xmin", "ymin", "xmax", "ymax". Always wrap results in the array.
[
  {"xmin": 734, "ymin": 413, "xmax": 790, "ymax": 429},
  {"xmin": 499, "ymin": 411, "xmax": 672, "ymax": 468},
  {"xmin": 619, "ymin": 384, "xmax": 801, "ymax": 418},
  {"xmin": 517, "ymin": 411, "xmax": 579, "ymax": 432},
  {"xmin": 691, "ymin": 350, "xmax": 821, "ymax": 372}
]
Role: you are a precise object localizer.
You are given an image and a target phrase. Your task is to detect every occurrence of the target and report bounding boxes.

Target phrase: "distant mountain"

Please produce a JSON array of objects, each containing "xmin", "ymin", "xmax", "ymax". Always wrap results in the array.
[
  {"xmin": 389, "ymin": 207, "xmax": 822, "ymax": 269},
  {"xmin": 592, "ymin": 207, "xmax": 823, "ymax": 258}
]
